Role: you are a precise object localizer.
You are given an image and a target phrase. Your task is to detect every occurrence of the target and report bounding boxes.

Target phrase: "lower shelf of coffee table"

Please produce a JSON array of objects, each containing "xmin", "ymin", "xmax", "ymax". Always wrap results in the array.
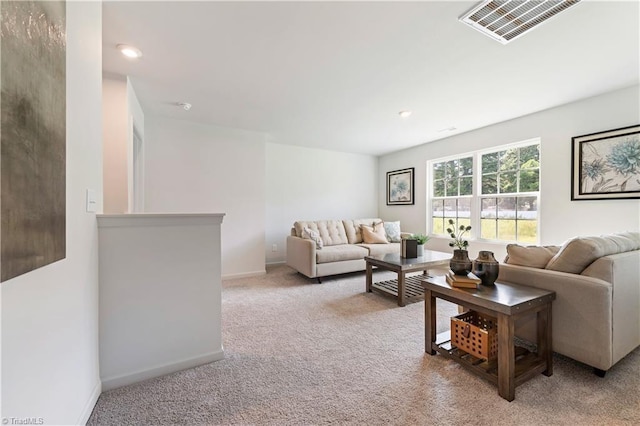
[
  {"xmin": 432, "ymin": 331, "xmax": 547, "ymax": 386},
  {"xmin": 371, "ymin": 274, "xmax": 429, "ymax": 303}
]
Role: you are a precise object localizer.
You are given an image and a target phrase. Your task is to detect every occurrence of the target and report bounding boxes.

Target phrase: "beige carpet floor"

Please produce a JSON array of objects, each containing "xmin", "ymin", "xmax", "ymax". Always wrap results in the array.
[{"xmin": 88, "ymin": 264, "xmax": 640, "ymax": 425}]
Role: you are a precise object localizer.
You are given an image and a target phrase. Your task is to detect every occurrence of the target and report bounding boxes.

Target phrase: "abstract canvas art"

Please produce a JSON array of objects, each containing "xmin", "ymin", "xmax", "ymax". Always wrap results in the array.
[{"xmin": 1, "ymin": 0, "xmax": 66, "ymax": 282}]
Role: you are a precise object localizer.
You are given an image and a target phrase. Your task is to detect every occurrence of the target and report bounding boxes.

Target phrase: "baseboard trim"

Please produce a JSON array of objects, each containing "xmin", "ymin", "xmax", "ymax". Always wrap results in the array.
[
  {"xmin": 222, "ymin": 270, "xmax": 266, "ymax": 280},
  {"xmin": 77, "ymin": 379, "xmax": 102, "ymax": 425},
  {"xmin": 266, "ymin": 260, "xmax": 285, "ymax": 266},
  {"xmin": 101, "ymin": 349, "xmax": 225, "ymax": 391}
]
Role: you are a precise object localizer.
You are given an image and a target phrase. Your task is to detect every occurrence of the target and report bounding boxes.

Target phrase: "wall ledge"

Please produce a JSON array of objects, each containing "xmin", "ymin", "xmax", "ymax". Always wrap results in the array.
[{"xmin": 97, "ymin": 213, "xmax": 225, "ymax": 228}]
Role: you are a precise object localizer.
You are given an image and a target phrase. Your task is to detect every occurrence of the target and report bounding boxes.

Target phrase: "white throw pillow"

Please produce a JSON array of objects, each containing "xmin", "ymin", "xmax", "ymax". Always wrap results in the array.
[
  {"xmin": 383, "ymin": 221, "xmax": 402, "ymax": 243},
  {"xmin": 302, "ymin": 227, "xmax": 323, "ymax": 249}
]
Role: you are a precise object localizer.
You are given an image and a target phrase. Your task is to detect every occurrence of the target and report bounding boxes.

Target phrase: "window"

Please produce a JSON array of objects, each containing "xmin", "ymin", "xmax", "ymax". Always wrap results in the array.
[
  {"xmin": 480, "ymin": 145, "xmax": 539, "ymax": 243},
  {"xmin": 429, "ymin": 140, "xmax": 540, "ymax": 244},
  {"xmin": 431, "ymin": 156, "xmax": 473, "ymax": 235}
]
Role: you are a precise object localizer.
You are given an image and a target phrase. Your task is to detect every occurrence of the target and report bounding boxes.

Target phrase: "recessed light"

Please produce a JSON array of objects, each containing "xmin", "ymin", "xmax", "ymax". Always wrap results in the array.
[
  {"xmin": 178, "ymin": 102, "xmax": 192, "ymax": 111},
  {"xmin": 399, "ymin": 110, "xmax": 412, "ymax": 118},
  {"xmin": 117, "ymin": 44, "xmax": 142, "ymax": 59}
]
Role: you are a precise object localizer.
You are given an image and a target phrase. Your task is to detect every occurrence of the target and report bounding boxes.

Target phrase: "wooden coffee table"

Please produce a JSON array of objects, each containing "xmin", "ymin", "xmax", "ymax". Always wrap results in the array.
[
  {"xmin": 422, "ymin": 276, "xmax": 555, "ymax": 401},
  {"xmin": 365, "ymin": 251, "xmax": 451, "ymax": 306}
]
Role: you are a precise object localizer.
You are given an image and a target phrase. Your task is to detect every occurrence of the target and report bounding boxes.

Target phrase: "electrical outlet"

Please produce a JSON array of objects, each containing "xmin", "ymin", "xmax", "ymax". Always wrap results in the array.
[{"xmin": 272, "ymin": 244, "xmax": 278, "ymax": 252}]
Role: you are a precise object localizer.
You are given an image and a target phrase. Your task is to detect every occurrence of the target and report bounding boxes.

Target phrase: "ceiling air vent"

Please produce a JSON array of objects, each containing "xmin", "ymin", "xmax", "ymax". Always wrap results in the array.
[{"xmin": 460, "ymin": 0, "xmax": 582, "ymax": 44}]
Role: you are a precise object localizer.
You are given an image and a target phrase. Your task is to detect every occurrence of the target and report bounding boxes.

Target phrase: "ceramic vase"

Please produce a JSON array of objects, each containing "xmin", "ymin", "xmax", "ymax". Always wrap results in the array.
[
  {"xmin": 417, "ymin": 244, "xmax": 424, "ymax": 257},
  {"xmin": 450, "ymin": 249, "xmax": 472, "ymax": 275},
  {"xmin": 473, "ymin": 251, "xmax": 499, "ymax": 286}
]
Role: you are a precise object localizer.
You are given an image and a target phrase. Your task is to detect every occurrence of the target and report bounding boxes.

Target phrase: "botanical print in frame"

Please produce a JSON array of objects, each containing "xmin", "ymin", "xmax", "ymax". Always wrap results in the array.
[
  {"xmin": 1, "ymin": 0, "xmax": 67, "ymax": 282},
  {"xmin": 387, "ymin": 168, "xmax": 415, "ymax": 205},
  {"xmin": 572, "ymin": 125, "xmax": 640, "ymax": 200}
]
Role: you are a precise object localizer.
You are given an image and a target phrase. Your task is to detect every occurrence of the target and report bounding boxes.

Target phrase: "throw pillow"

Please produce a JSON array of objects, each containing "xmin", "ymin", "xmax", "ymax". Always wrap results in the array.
[
  {"xmin": 504, "ymin": 244, "xmax": 561, "ymax": 269},
  {"xmin": 302, "ymin": 227, "xmax": 323, "ymax": 249},
  {"xmin": 361, "ymin": 223, "xmax": 389, "ymax": 244},
  {"xmin": 545, "ymin": 237, "xmax": 601, "ymax": 274},
  {"xmin": 545, "ymin": 233, "xmax": 640, "ymax": 274},
  {"xmin": 383, "ymin": 221, "xmax": 402, "ymax": 243}
]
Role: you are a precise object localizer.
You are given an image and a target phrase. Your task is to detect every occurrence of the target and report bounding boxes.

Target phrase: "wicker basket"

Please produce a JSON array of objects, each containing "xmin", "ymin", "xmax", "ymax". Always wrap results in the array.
[{"xmin": 451, "ymin": 311, "xmax": 498, "ymax": 361}]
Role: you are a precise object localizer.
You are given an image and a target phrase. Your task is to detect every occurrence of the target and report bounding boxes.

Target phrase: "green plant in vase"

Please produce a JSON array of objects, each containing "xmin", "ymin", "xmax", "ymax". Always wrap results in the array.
[
  {"xmin": 410, "ymin": 233, "xmax": 430, "ymax": 245},
  {"xmin": 409, "ymin": 233, "xmax": 430, "ymax": 257},
  {"xmin": 446, "ymin": 219, "xmax": 471, "ymax": 250}
]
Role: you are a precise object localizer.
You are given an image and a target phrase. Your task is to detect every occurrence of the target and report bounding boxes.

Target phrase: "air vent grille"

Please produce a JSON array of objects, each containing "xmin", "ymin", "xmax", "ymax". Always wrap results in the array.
[{"xmin": 460, "ymin": 0, "xmax": 582, "ymax": 44}]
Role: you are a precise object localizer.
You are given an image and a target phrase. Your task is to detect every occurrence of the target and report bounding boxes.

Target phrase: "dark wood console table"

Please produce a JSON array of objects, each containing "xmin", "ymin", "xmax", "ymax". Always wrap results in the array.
[{"xmin": 422, "ymin": 276, "xmax": 555, "ymax": 401}]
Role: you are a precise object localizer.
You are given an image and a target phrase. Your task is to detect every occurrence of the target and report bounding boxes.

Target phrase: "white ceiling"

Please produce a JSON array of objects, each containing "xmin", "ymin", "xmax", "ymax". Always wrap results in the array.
[{"xmin": 102, "ymin": 0, "xmax": 640, "ymax": 156}]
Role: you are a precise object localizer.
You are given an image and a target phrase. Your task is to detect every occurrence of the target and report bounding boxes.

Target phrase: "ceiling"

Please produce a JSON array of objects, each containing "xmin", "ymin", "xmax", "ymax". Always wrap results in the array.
[{"xmin": 102, "ymin": 1, "xmax": 640, "ymax": 156}]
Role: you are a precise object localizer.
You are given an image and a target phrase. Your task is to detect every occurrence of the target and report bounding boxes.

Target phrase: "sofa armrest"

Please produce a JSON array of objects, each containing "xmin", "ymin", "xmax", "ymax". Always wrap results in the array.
[
  {"xmin": 583, "ymin": 251, "xmax": 640, "ymax": 365},
  {"xmin": 286, "ymin": 236, "xmax": 316, "ymax": 278},
  {"xmin": 498, "ymin": 263, "xmax": 613, "ymax": 370}
]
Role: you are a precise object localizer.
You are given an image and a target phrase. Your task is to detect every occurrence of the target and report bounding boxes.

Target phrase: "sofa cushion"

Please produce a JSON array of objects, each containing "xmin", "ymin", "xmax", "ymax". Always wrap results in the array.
[
  {"xmin": 383, "ymin": 221, "xmax": 402, "ymax": 242},
  {"xmin": 294, "ymin": 220, "xmax": 348, "ymax": 246},
  {"xmin": 608, "ymin": 231, "xmax": 640, "ymax": 251},
  {"xmin": 343, "ymin": 219, "xmax": 382, "ymax": 244},
  {"xmin": 302, "ymin": 227, "xmax": 323, "ymax": 249},
  {"xmin": 316, "ymin": 244, "xmax": 368, "ymax": 264},
  {"xmin": 546, "ymin": 232, "xmax": 640, "ymax": 274},
  {"xmin": 361, "ymin": 223, "xmax": 389, "ymax": 244},
  {"xmin": 504, "ymin": 244, "xmax": 560, "ymax": 268},
  {"xmin": 357, "ymin": 243, "xmax": 400, "ymax": 256}
]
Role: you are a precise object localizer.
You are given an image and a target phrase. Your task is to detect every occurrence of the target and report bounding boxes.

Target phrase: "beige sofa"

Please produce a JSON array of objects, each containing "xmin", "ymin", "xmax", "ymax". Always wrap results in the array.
[
  {"xmin": 286, "ymin": 218, "xmax": 409, "ymax": 281},
  {"xmin": 498, "ymin": 231, "xmax": 640, "ymax": 375}
]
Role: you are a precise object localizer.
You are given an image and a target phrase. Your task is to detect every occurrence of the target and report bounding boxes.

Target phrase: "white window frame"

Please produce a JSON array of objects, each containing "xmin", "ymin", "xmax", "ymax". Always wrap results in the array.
[
  {"xmin": 427, "ymin": 138, "xmax": 541, "ymax": 245},
  {"xmin": 428, "ymin": 151, "xmax": 477, "ymax": 239}
]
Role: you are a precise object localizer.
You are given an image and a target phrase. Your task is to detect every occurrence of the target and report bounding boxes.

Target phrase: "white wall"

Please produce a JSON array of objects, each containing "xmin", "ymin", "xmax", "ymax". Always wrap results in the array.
[
  {"xmin": 97, "ymin": 214, "xmax": 224, "ymax": 391},
  {"xmin": 102, "ymin": 76, "xmax": 145, "ymax": 214},
  {"xmin": 143, "ymin": 119, "xmax": 378, "ymax": 272},
  {"xmin": 1, "ymin": 2, "xmax": 103, "ymax": 424},
  {"xmin": 266, "ymin": 143, "xmax": 378, "ymax": 264},
  {"xmin": 102, "ymin": 76, "xmax": 128, "ymax": 213},
  {"xmin": 379, "ymin": 85, "xmax": 640, "ymax": 261},
  {"xmin": 144, "ymin": 116, "xmax": 266, "ymax": 278},
  {"xmin": 126, "ymin": 77, "xmax": 145, "ymax": 212}
]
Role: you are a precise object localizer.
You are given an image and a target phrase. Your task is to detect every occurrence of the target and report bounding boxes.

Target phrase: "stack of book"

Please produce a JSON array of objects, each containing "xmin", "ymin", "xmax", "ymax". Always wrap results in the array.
[{"xmin": 445, "ymin": 270, "xmax": 481, "ymax": 288}]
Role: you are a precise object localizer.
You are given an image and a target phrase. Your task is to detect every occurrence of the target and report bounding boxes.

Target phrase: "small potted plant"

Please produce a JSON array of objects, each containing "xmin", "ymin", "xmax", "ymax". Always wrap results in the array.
[
  {"xmin": 410, "ymin": 233, "xmax": 430, "ymax": 256},
  {"xmin": 446, "ymin": 219, "xmax": 471, "ymax": 250},
  {"xmin": 446, "ymin": 219, "xmax": 472, "ymax": 275}
]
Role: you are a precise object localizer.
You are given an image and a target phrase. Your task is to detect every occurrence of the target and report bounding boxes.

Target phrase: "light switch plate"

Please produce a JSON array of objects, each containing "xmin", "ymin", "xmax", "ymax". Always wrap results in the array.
[{"xmin": 86, "ymin": 189, "xmax": 97, "ymax": 212}]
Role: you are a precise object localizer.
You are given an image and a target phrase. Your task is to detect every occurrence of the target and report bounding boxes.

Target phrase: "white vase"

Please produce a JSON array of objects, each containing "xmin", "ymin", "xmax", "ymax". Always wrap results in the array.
[{"xmin": 417, "ymin": 244, "xmax": 424, "ymax": 257}]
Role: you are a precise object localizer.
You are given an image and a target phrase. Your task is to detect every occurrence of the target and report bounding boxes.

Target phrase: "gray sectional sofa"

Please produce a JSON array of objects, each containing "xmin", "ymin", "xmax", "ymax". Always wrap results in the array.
[
  {"xmin": 286, "ymin": 218, "xmax": 409, "ymax": 281},
  {"xmin": 499, "ymin": 231, "xmax": 640, "ymax": 375}
]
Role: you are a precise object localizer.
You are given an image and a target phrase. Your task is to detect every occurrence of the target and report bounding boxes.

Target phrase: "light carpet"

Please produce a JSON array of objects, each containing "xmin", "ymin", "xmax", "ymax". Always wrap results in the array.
[{"xmin": 88, "ymin": 264, "xmax": 639, "ymax": 425}]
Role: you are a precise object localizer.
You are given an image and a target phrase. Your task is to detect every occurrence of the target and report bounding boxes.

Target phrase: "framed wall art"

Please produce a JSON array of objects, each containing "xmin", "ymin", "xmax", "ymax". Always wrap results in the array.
[
  {"xmin": 387, "ymin": 167, "xmax": 415, "ymax": 205},
  {"xmin": 571, "ymin": 124, "xmax": 640, "ymax": 200},
  {"xmin": 1, "ymin": 0, "xmax": 67, "ymax": 282}
]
